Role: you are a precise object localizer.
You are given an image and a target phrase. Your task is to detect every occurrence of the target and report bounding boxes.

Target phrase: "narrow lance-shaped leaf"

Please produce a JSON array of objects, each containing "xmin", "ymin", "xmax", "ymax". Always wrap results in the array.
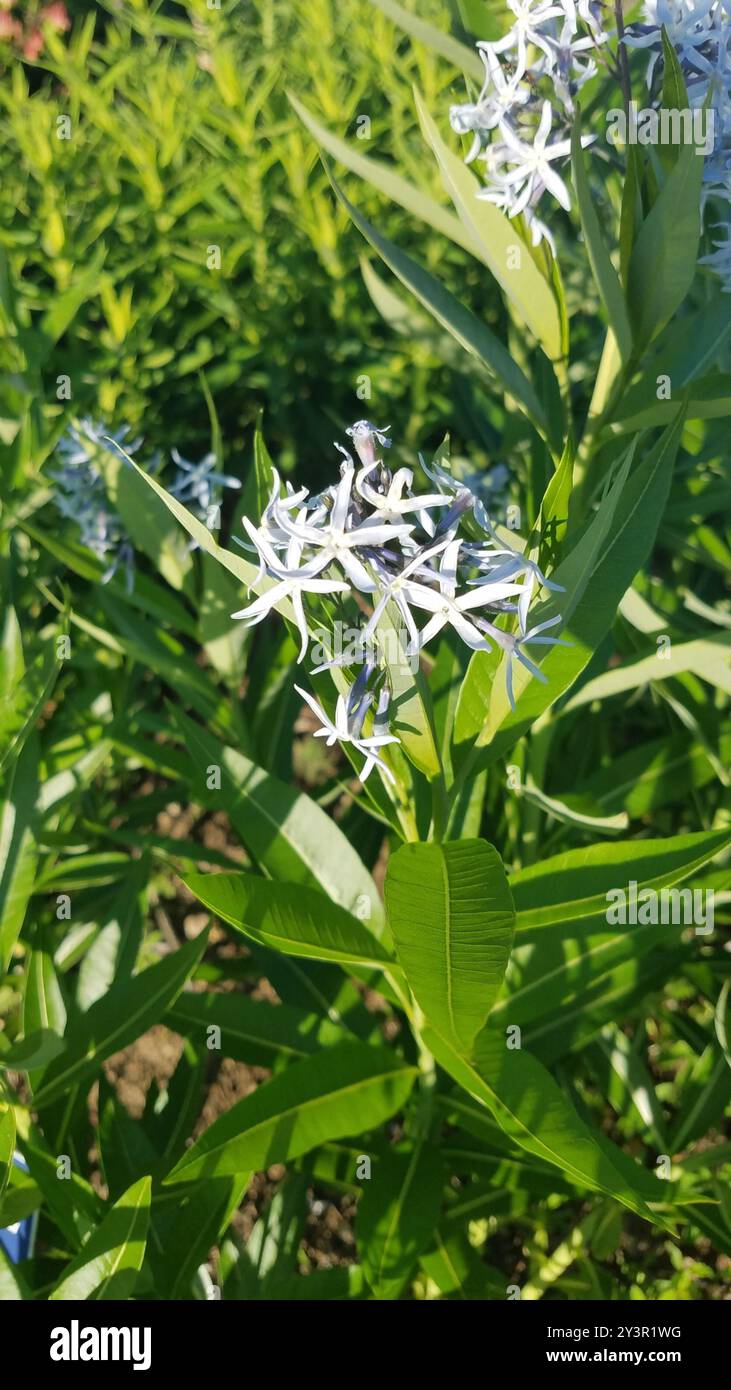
[
  {"xmin": 32, "ymin": 931, "xmax": 208, "ymax": 1109},
  {"xmin": 368, "ymin": 0, "xmax": 484, "ymax": 78},
  {"xmin": 467, "ymin": 413, "xmax": 684, "ymax": 755},
  {"xmin": 571, "ymin": 108, "xmax": 632, "ymax": 363},
  {"xmin": 425, "ymin": 1026, "xmax": 664, "ymax": 1224},
  {"xmin": 49, "ymin": 1175, "xmax": 151, "ymax": 1301},
  {"xmin": 324, "ymin": 169, "xmax": 550, "ymax": 443},
  {"xmin": 184, "ymin": 871, "xmax": 396, "ymax": 973},
  {"xmin": 357, "ymin": 1143, "xmax": 445, "ymax": 1298},
  {"xmin": 0, "ymin": 1107, "xmax": 15, "ymax": 1204},
  {"xmin": 165, "ymin": 1042, "xmax": 417, "ymax": 1184},
  {"xmin": 170, "ymin": 705, "xmax": 385, "ymax": 935},
  {"xmin": 413, "ymin": 88, "xmax": 564, "ymax": 363}
]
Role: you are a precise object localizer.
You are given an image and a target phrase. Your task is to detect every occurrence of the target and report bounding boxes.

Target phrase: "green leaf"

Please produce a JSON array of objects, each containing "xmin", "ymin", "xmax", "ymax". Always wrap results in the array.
[
  {"xmin": 571, "ymin": 110, "xmax": 632, "ymax": 363},
  {"xmin": 425, "ymin": 1027, "xmax": 660, "ymax": 1223},
  {"xmin": 91, "ymin": 442, "xmax": 192, "ymax": 591},
  {"xmin": 165, "ymin": 1042, "xmax": 417, "ymax": 1184},
  {"xmin": 587, "ymin": 1026, "xmax": 668, "ymax": 1148},
  {"xmin": 357, "ymin": 1143, "xmax": 444, "ymax": 1298},
  {"xmin": 0, "ymin": 1106, "xmax": 14, "ymax": 1203},
  {"xmin": 0, "ymin": 738, "xmax": 38, "ymax": 972},
  {"xmin": 38, "ymin": 246, "xmax": 105, "ymax": 355},
  {"xmin": 76, "ymin": 863, "xmax": 146, "ymax": 1011},
  {"xmin": 375, "ymin": 600, "xmax": 441, "ymax": 778},
  {"xmin": 368, "ymin": 0, "xmax": 483, "ymax": 79},
  {"xmin": 0, "ymin": 1245, "xmax": 30, "ymax": 1301},
  {"xmin": 225, "ymin": 1175, "xmax": 308, "ymax": 1299},
  {"xmin": 463, "ymin": 414, "xmax": 684, "ymax": 753},
  {"xmin": 167, "ymin": 991, "xmax": 346, "ymax": 1066},
  {"xmin": 156, "ymin": 1175, "xmax": 250, "ymax": 1299},
  {"xmin": 169, "ymin": 706, "xmax": 384, "ymax": 933},
  {"xmin": 183, "ymin": 871, "xmax": 395, "ymax": 972},
  {"xmin": 23, "ymin": 929, "xmax": 67, "ymax": 1049},
  {"xmin": 0, "ymin": 1028, "xmax": 66, "ymax": 1072},
  {"xmin": 288, "ymin": 92, "xmax": 480, "ymax": 257},
  {"xmin": 627, "ymin": 138, "xmax": 704, "ymax": 349},
  {"xmin": 413, "ymin": 88, "xmax": 563, "ymax": 362},
  {"xmin": 32, "ymin": 932, "xmax": 208, "ymax": 1109},
  {"xmin": 0, "ymin": 639, "xmax": 59, "ymax": 778},
  {"xmin": 326, "ymin": 173, "xmax": 549, "ymax": 440},
  {"xmin": 125, "ymin": 454, "xmax": 294, "ymax": 618},
  {"xmin": 510, "ymin": 828, "xmax": 730, "ymax": 930},
  {"xmin": 560, "ymin": 633, "xmax": 731, "ymax": 708},
  {"xmin": 385, "ymin": 840, "xmax": 514, "ymax": 1054},
  {"xmin": 199, "ymin": 552, "xmax": 248, "ymax": 682},
  {"xmin": 49, "ymin": 1176, "xmax": 151, "ymax": 1301}
]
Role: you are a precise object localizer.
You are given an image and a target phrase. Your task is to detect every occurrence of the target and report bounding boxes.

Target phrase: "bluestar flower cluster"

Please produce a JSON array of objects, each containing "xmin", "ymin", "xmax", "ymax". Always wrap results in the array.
[
  {"xmin": 233, "ymin": 420, "xmax": 565, "ymax": 783},
  {"xmin": 52, "ymin": 421, "xmax": 141, "ymax": 590},
  {"xmin": 52, "ymin": 420, "xmax": 240, "ymax": 586},
  {"xmin": 449, "ymin": 0, "xmax": 608, "ymax": 246},
  {"xmin": 625, "ymin": 0, "xmax": 731, "ymax": 291}
]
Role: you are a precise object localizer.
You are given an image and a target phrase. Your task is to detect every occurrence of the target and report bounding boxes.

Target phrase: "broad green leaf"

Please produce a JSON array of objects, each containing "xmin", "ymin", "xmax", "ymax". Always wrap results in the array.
[
  {"xmin": 571, "ymin": 110, "xmax": 632, "ymax": 362},
  {"xmin": 357, "ymin": 1143, "xmax": 444, "ymax": 1298},
  {"xmin": 627, "ymin": 137, "xmax": 704, "ymax": 349},
  {"xmin": 414, "ymin": 89, "xmax": 563, "ymax": 361},
  {"xmin": 170, "ymin": 706, "xmax": 384, "ymax": 933},
  {"xmin": 167, "ymin": 994, "xmax": 344, "ymax": 1072},
  {"xmin": 616, "ymin": 374, "xmax": 731, "ymax": 430},
  {"xmin": 32, "ymin": 932, "xmax": 208, "ymax": 1109},
  {"xmin": 420, "ymin": 1230, "xmax": 505, "ymax": 1299},
  {"xmin": 184, "ymin": 871, "xmax": 395, "ymax": 972},
  {"xmin": 520, "ymin": 947, "xmax": 687, "ymax": 1064},
  {"xmin": 425, "ymin": 1026, "xmax": 660, "ymax": 1223},
  {"xmin": 76, "ymin": 863, "xmax": 146, "ymax": 1011},
  {"xmin": 567, "ymin": 726, "xmax": 731, "ymax": 819},
  {"xmin": 224, "ymin": 1175, "xmax": 308, "ymax": 1299},
  {"xmin": 165, "ymin": 1042, "xmax": 417, "ymax": 1184},
  {"xmin": 49, "ymin": 1176, "xmax": 151, "ymax": 1301},
  {"xmin": 385, "ymin": 840, "xmax": 514, "ymax": 1054},
  {"xmin": 493, "ymin": 918, "xmax": 684, "ymax": 1033},
  {"xmin": 327, "ymin": 174, "xmax": 548, "ymax": 440}
]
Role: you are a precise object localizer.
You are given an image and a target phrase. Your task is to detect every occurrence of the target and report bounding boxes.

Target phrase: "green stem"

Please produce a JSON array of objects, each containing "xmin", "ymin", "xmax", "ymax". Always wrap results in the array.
[{"xmin": 410, "ymin": 1005, "xmax": 437, "ymax": 1141}]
